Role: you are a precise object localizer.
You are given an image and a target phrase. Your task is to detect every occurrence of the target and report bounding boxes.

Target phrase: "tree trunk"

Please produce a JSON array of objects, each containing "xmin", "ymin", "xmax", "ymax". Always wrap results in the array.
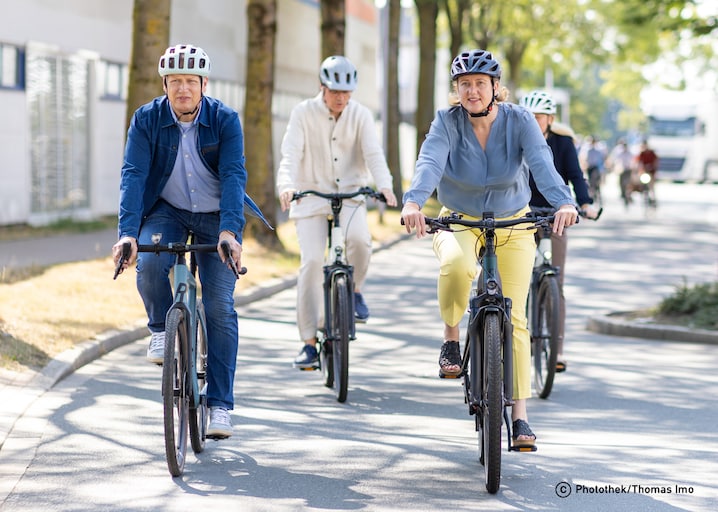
[
  {"xmin": 414, "ymin": 0, "xmax": 438, "ymax": 158},
  {"xmin": 125, "ymin": 0, "xmax": 170, "ymax": 133},
  {"xmin": 321, "ymin": 0, "xmax": 345, "ymax": 58},
  {"xmin": 243, "ymin": 0, "xmax": 282, "ymax": 249},
  {"xmin": 384, "ymin": 0, "xmax": 403, "ymax": 204}
]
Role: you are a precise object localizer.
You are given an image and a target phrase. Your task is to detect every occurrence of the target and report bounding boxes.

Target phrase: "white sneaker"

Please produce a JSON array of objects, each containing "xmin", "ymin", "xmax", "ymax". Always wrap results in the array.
[
  {"xmin": 207, "ymin": 407, "xmax": 233, "ymax": 439},
  {"xmin": 146, "ymin": 331, "xmax": 165, "ymax": 364}
]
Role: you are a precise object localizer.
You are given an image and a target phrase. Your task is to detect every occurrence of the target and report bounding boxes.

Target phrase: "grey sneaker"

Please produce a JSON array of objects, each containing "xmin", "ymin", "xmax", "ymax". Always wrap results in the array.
[
  {"xmin": 207, "ymin": 407, "xmax": 233, "ymax": 439},
  {"xmin": 146, "ymin": 332, "xmax": 165, "ymax": 365}
]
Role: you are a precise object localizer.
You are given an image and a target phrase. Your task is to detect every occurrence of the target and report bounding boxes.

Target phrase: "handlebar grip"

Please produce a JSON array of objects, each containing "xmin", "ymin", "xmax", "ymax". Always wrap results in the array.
[
  {"xmin": 113, "ymin": 242, "xmax": 131, "ymax": 280},
  {"xmin": 220, "ymin": 240, "xmax": 246, "ymax": 279}
]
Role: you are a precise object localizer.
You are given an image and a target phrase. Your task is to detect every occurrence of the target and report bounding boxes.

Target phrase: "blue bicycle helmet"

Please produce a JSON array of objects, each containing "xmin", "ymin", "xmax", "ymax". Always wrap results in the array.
[{"xmin": 451, "ymin": 49, "xmax": 502, "ymax": 80}]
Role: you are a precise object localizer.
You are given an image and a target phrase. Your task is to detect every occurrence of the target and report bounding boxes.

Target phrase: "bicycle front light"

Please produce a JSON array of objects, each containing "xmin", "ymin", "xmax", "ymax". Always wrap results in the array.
[{"xmin": 486, "ymin": 280, "xmax": 499, "ymax": 295}]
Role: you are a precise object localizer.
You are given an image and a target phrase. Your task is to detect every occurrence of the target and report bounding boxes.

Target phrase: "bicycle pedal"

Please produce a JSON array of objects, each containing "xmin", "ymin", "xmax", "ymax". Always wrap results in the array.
[
  {"xmin": 509, "ymin": 444, "xmax": 538, "ymax": 453},
  {"xmin": 439, "ymin": 371, "xmax": 462, "ymax": 379},
  {"xmin": 295, "ymin": 364, "xmax": 320, "ymax": 371}
]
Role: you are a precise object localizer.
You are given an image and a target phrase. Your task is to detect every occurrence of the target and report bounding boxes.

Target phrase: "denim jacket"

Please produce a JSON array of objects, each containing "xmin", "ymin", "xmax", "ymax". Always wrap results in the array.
[{"xmin": 118, "ymin": 95, "xmax": 269, "ymax": 243}]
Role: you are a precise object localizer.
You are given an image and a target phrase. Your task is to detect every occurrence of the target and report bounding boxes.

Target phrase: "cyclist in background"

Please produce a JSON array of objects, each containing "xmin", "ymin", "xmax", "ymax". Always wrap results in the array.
[
  {"xmin": 636, "ymin": 139, "xmax": 659, "ymax": 206},
  {"xmin": 112, "ymin": 44, "xmax": 269, "ymax": 439},
  {"xmin": 401, "ymin": 50, "xmax": 578, "ymax": 447},
  {"xmin": 580, "ymin": 135, "xmax": 606, "ymax": 197},
  {"xmin": 277, "ymin": 55, "xmax": 397, "ymax": 369},
  {"xmin": 606, "ymin": 138, "xmax": 634, "ymax": 203},
  {"xmin": 520, "ymin": 90, "xmax": 599, "ymax": 373}
]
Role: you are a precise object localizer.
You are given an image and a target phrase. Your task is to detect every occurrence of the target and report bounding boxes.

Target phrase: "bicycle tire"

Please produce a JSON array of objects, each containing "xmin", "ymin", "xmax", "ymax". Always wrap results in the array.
[
  {"xmin": 331, "ymin": 273, "xmax": 351, "ymax": 403},
  {"xmin": 189, "ymin": 302, "xmax": 208, "ymax": 453},
  {"xmin": 481, "ymin": 312, "xmax": 503, "ymax": 494},
  {"xmin": 163, "ymin": 308, "xmax": 189, "ymax": 477},
  {"xmin": 532, "ymin": 275, "xmax": 560, "ymax": 399}
]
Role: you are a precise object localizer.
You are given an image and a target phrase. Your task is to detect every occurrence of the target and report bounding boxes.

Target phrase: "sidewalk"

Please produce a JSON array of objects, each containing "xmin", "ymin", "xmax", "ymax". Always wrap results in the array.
[{"xmin": 1, "ymin": 229, "xmax": 717, "ymax": 454}]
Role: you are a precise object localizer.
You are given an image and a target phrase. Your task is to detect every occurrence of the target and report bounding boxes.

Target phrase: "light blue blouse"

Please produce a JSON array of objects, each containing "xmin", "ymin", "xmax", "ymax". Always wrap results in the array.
[{"xmin": 403, "ymin": 103, "xmax": 575, "ymax": 218}]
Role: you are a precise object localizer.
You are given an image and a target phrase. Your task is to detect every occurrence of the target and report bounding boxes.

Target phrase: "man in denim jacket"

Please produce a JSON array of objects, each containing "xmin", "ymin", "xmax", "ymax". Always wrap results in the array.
[{"xmin": 112, "ymin": 44, "xmax": 267, "ymax": 439}]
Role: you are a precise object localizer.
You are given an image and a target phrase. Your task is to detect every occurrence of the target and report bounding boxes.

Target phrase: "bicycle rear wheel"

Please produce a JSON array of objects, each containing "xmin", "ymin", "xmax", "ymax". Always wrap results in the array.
[
  {"xmin": 163, "ymin": 308, "xmax": 189, "ymax": 477},
  {"xmin": 480, "ymin": 312, "xmax": 503, "ymax": 494},
  {"xmin": 189, "ymin": 302, "xmax": 208, "ymax": 453},
  {"xmin": 330, "ymin": 273, "xmax": 351, "ymax": 403},
  {"xmin": 532, "ymin": 275, "xmax": 560, "ymax": 399}
]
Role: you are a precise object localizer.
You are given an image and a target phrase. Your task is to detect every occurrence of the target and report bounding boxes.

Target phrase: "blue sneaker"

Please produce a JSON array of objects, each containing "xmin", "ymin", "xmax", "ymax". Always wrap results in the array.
[
  {"xmin": 354, "ymin": 292, "xmax": 369, "ymax": 323},
  {"xmin": 293, "ymin": 344, "xmax": 319, "ymax": 369}
]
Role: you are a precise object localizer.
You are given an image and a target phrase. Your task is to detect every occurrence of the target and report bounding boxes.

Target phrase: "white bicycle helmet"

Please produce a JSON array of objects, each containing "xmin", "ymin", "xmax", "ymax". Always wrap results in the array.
[
  {"xmin": 520, "ymin": 90, "xmax": 556, "ymax": 115},
  {"xmin": 319, "ymin": 55, "xmax": 357, "ymax": 91},
  {"xmin": 451, "ymin": 49, "xmax": 502, "ymax": 80},
  {"xmin": 158, "ymin": 44, "xmax": 211, "ymax": 77}
]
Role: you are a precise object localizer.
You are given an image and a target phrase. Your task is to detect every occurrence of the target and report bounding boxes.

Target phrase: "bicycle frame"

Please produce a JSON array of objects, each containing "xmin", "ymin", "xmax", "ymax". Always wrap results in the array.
[
  {"xmin": 167, "ymin": 250, "xmax": 202, "ymax": 408},
  {"xmin": 322, "ymin": 196, "xmax": 356, "ymax": 343},
  {"xmin": 465, "ymin": 215, "xmax": 514, "ymax": 410}
]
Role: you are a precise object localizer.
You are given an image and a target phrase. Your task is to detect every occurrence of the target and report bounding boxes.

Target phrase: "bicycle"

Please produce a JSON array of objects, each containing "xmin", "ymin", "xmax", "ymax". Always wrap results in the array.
[
  {"xmin": 527, "ymin": 207, "xmax": 562, "ymax": 399},
  {"xmin": 528, "ymin": 207, "xmax": 601, "ymax": 399},
  {"xmin": 114, "ymin": 234, "xmax": 244, "ymax": 477},
  {"xmin": 412, "ymin": 211, "xmax": 551, "ymax": 494},
  {"xmin": 290, "ymin": 187, "xmax": 387, "ymax": 403},
  {"xmin": 586, "ymin": 166, "xmax": 603, "ymax": 207}
]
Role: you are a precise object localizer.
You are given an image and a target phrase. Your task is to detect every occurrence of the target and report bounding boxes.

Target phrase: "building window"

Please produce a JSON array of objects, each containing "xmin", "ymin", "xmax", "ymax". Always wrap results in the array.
[
  {"xmin": 0, "ymin": 43, "xmax": 24, "ymax": 89},
  {"xmin": 97, "ymin": 59, "xmax": 127, "ymax": 100}
]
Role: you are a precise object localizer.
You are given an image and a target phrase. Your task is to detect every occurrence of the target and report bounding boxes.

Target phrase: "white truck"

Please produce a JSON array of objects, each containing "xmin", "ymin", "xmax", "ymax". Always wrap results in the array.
[{"xmin": 643, "ymin": 91, "xmax": 718, "ymax": 182}]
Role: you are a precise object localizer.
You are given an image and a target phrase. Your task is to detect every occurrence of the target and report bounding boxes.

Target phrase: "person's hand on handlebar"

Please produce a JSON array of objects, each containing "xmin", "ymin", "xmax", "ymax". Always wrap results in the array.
[
  {"xmin": 279, "ymin": 189, "xmax": 296, "ymax": 212},
  {"xmin": 112, "ymin": 236, "xmax": 138, "ymax": 276},
  {"xmin": 401, "ymin": 201, "xmax": 428, "ymax": 239},
  {"xmin": 579, "ymin": 203, "xmax": 600, "ymax": 220},
  {"xmin": 380, "ymin": 187, "xmax": 398, "ymax": 207},
  {"xmin": 552, "ymin": 204, "xmax": 579, "ymax": 236},
  {"xmin": 218, "ymin": 230, "xmax": 242, "ymax": 269}
]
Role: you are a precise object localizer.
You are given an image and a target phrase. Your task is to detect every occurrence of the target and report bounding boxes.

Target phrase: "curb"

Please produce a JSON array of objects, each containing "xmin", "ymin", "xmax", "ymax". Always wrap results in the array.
[{"xmin": 586, "ymin": 313, "xmax": 718, "ymax": 345}]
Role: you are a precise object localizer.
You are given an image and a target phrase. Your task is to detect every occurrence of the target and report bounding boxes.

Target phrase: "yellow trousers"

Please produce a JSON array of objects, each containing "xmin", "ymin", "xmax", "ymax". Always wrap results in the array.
[{"xmin": 432, "ymin": 207, "xmax": 535, "ymax": 399}]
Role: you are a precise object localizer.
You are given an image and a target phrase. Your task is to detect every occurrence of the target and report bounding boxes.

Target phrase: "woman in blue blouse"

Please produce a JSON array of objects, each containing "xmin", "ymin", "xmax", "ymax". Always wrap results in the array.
[{"xmin": 400, "ymin": 49, "xmax": 578, "ymax": 447}]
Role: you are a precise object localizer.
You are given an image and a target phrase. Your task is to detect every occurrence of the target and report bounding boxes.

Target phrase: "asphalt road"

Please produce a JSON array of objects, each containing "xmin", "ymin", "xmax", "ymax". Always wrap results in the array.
[{"xmin": 1, "ymin": 178, "xmax": 717, "ymax": 511}]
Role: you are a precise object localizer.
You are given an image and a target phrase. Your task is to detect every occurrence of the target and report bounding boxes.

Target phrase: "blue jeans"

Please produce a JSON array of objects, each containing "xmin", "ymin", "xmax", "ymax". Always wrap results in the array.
[{"xmin": 136, "ymin": 200, "xmax": 238, "ymax": 410}]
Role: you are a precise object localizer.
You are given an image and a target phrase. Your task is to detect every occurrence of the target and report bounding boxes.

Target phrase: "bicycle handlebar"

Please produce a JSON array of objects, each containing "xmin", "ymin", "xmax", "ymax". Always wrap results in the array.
[
  {"xmin": 400, "ymin": 212, "xmax": 554, "ymax": 234},
  {"xmin": 421, "ymin": 213, "xmax": 554, "ymax": 234},
  {"xmin": 291, "ymin": 186, "xmax": 387, "ymax": 203},
  {"xmin": 113, "ymin": 240, "xmax": 247, "ymax": 280}
]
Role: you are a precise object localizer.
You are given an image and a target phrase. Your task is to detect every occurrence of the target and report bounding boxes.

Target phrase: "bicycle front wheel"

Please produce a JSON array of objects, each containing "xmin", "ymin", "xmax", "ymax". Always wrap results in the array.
[
  {"xmin": 189, "ymin": 302, "xmax": 208, "ymax": 453},
  {"xmin": 163, "ymin": 308, "xmax": 189, "ymax": 477},
  {"xmin": 481, "ymin": 312, "xmax": 503, "ymax": 494},
  {"xmin": 532, "ymin": 275, "xmax": 560, "ymax": 399},
  {"xmin": 330, "ymin": 273, "xmax": 351, "ymax": 403}
]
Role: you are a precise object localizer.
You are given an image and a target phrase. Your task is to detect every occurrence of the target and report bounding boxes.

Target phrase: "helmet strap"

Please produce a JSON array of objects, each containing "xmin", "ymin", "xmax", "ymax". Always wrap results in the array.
[{"xmin": 466, "ymin": 96, "xmax": 496, "ymax": 118}]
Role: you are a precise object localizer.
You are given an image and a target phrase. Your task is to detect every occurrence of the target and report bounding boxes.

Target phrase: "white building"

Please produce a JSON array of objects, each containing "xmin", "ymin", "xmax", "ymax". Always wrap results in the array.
[{"xmin": 0, "ymin": 0, "xmax": 381, "ymax": 226}]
